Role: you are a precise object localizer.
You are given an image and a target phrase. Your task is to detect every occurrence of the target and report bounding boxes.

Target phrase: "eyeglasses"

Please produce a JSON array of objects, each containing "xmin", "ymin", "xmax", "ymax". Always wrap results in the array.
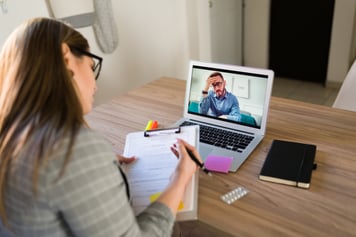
[
  {"xmin": 212, "ymin": 81, "xmax": 223, "ymax": 88},
  {"xmin": 71, "ymin": 47, "xmax": 103, "ymax": 80}
]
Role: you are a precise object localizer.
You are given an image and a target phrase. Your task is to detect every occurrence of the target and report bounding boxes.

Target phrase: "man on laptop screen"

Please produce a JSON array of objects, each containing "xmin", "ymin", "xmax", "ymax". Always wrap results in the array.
[
  {"xmin": 176, "ymin": 60, "xmax": 274, "ymax": 172},
  {"xmin": 200, "ymin": 71, "xmax": 241, "ymax": 122}
]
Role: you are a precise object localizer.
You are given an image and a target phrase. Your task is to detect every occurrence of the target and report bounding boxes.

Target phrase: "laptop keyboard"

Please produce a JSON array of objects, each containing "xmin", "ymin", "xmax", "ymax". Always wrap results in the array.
[{"xmin": 180, "ymin": 121, "xmax": 254, "ymax": 153}]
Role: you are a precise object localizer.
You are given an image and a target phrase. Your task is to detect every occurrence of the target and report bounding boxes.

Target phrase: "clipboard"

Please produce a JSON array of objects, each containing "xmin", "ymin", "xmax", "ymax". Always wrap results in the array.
[{"xmin": 123, "ymin": 125, "xmax": 199, "ymax": 221}]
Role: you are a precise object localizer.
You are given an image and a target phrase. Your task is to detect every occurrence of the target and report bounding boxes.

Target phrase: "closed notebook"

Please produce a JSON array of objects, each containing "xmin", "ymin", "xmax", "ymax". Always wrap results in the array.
[{"xmin": 259, "ymin": 140, "xmax": 317, "ymax": 189}]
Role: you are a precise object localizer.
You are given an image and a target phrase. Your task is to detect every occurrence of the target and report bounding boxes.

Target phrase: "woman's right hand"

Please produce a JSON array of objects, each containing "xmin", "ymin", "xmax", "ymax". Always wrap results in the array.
[
  {"xmin": 170, "ymin": 138, "xmax": 201, "ymax": 183},
  {"xmin": 156, "ymin": 139, "xmax": 201, "ymax": 215}
]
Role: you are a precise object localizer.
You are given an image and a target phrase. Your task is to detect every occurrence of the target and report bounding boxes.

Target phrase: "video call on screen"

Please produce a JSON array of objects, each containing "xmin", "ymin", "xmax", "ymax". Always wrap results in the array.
[{"xmin": 188, "ymin": 66, "xmax": 269, "ymax": 129}]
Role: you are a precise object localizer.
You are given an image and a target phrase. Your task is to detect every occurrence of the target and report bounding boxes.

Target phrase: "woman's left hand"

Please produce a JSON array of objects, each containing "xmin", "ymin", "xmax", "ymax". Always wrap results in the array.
[{"xmin": 116, "ymin": 154, "xmax": 136, "ymax": 164}]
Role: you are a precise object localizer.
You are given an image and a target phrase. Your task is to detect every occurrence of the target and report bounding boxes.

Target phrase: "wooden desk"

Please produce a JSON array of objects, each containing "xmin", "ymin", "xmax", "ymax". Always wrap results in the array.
[{"xmin": 86, "ymin": 77, "xmax": 356, "ymax": 237}]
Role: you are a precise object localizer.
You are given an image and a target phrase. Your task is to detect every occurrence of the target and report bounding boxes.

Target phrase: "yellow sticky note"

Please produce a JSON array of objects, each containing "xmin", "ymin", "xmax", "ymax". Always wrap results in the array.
[
  {"xmin": 149, "ymin": 192, "xmax": 160, "ymax": 202},
  {"xmin": 150, "ymin": 192, "xmax": 184, "ymax": 210},
  {"xmin": 178, "ymin": 201, "xmax": 184, "ymax": 210}
]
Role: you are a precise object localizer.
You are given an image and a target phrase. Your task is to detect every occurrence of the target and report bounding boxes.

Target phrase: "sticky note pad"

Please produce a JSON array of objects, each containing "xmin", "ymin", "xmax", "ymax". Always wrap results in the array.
[
  {"xmin": 205, "ymin": 155, "xmax": 233, "ymax": 173},
  {"xmin": 150, "ymin": 192, "xmax": 184, "ymax": 210}
]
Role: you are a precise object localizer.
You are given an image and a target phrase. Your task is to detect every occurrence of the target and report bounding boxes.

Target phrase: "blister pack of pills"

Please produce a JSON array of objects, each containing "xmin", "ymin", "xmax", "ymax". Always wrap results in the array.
[{"xmin": 221, "ymin": 186, "xmax": 249, "ymax": 205}]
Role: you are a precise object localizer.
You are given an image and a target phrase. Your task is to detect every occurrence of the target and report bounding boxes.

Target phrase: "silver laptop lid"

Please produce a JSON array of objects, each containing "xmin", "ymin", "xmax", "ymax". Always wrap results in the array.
[{"xmin": 183, "ymin": 60, "xmax": 274, "ymax": 136}]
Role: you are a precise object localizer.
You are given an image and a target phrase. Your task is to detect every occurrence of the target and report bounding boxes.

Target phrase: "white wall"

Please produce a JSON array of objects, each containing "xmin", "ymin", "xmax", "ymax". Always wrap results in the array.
[
  {"xmin": 209, "ymin": 0, "xmax": 243, "ymax": 65},
  {"xmin": 0, "ymin": 1, "xmax": 49, "ymax": 43},
  {"xmin": 186, "ymin": 0, "xmax": 212, "ymax": 62},
  {"xmin": 243, "ymin": 0, "xmax": 270, "ymax": 69},
  {"xmin": 1, "ymin": 0, "xmax": 355, "ymax": 106},
  {"xmin": 327, "ymin": 0, "xmax": 356, "ymax": 84},
  {"xmin": 108, "ymin": 1, "xmax": 191, "ymax": 104},
  {"xmin": 0, "ymin": 0, "xmax": 192, "ymax": 106}
]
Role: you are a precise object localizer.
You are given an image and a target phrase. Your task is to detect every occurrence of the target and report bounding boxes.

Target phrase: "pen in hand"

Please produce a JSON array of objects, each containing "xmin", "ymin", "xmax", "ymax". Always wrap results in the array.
[{"xmin": 186, "ymin": 147, "xmax": 212, "ymax": 177}]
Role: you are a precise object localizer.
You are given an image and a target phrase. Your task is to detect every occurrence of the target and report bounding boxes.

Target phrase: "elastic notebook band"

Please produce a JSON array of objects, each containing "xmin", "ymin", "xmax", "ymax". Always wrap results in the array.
[{"xmin": 295, "ymin": 145, "xmax": 308, "ymax": 187}]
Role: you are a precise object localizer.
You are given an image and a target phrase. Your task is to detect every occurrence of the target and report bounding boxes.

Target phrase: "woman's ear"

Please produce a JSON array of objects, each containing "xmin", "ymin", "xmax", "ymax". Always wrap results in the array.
[
  {"xmin": 62, "ymin": 43, "xmax": 77, "ymax": 79},
  {"xmin": 62, "ymin": 43, "xmax": 71, "ymax": 67}
]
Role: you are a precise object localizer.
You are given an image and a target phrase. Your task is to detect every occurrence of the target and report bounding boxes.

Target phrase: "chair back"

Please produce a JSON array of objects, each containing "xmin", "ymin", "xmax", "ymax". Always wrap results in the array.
[{"xmin": 333, "ymin": 59, "xmax": 356, "ymax": 112}]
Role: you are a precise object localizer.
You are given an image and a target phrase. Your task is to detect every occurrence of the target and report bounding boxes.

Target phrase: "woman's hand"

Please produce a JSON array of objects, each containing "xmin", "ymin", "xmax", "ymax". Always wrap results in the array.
[
  {"xmin": 116, "ymin": 154, "xmax": 136, "ymax": 165},
  {"xmin": 155, "ymin": 138, "xmax": 201, "ymax": 215},
  {"xmin": 170, "ymin": 138, "xmax": 201, "ymax": 179}
]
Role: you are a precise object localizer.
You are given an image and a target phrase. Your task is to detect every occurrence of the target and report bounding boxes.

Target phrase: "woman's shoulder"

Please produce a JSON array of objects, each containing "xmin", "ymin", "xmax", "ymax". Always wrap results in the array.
[
  {"xmin": 74, "ymin": 127, "xmax": 112, "ymax": 151},
  {"xmin": 70, "ymin": 126, "xmax": 114, "ymax": 160},
  {"xmin": 76, "ymin": 126, "xmax": 106, "ymax": 141},
  {"xmin": 45, "ymin": 126, "xmax": 119, "ymax": 186},
  {"xmin": 48, "ymin": 126, "xmax": 116, "ymax": 171}
]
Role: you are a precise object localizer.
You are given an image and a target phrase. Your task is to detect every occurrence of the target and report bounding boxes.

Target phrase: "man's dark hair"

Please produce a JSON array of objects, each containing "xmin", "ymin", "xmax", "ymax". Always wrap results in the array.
[{"xmin": 209, "ymin": 72, "xmax": 224, "ymax": 80}]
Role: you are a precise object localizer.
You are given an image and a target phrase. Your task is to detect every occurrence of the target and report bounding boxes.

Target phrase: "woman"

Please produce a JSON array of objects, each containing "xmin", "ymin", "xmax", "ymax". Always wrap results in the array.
[{"xmin": 0, "ymin": 17, "xmax": 200, "ymax": 236}]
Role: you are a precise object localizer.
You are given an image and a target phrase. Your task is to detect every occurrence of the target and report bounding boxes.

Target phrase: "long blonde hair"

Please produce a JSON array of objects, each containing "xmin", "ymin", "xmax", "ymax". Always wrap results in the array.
[{"xmin": 0, "ymin": 18, "xmax": 89, "ymax": 224}]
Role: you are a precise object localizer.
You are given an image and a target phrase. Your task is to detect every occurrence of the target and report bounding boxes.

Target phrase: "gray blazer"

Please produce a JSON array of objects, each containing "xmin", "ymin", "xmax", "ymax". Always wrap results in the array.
[{"xmin": 1, "ymin": 127, "xmax": 174, "ymax": 236}]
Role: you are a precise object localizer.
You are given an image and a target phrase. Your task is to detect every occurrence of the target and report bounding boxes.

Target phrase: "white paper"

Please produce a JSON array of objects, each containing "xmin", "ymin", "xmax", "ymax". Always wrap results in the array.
[{"xmin": 123, "ymin": 125, "xmax": 199, "ymax": 220}]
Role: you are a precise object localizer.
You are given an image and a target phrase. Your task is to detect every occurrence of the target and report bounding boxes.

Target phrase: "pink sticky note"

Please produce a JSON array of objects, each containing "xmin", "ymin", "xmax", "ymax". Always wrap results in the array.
[{"xmin": 205, "ymin": 155, "xmax": 233, "ymax": 173}]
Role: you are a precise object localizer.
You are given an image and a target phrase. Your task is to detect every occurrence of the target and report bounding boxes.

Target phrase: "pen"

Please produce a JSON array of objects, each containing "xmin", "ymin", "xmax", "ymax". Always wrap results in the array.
[{"xmin": 186, "ymin": 147, "xmax": 212, "ymax": 176}]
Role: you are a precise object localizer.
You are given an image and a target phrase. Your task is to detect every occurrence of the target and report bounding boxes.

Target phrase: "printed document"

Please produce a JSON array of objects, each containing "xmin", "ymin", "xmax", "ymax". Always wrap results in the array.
[{"xmin": 123, "ymin": 125, "xmax": 199, "ymax": 220}]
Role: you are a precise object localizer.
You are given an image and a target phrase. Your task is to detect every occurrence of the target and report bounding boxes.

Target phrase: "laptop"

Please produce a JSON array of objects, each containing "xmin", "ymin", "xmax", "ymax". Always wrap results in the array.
[{"xmin": 174, "ymin": 60, "xmax": 274, "ymax": 172}]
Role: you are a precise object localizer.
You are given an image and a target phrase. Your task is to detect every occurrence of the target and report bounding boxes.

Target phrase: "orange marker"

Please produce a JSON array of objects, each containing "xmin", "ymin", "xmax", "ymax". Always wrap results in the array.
[{"xmin": 151, "ymin": 120, "xmax": 158, "ymax": 129}]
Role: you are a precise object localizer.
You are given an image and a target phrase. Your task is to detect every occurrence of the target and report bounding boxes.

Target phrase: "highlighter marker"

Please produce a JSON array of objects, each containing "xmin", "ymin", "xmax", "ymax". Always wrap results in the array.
[
  {"xmin": 145, "ymin": 120, "xmax": 153, "ymax": 130},
  {"xmin": 151, "ymin": 120, "xmax": 158, "ymax": 129}
]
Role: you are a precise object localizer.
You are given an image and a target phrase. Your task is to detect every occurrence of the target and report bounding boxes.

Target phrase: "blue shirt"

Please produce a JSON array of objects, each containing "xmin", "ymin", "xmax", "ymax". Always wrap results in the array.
[{"xmin": 199, "ymin": 90, "xmax": 241, "ymax": 121}]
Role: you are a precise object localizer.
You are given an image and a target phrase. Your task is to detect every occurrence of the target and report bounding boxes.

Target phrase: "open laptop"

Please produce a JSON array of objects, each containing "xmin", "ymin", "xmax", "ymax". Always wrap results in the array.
[{"xmin": 174, "ymin": 60, "xmax": 274, "ymax": 172}]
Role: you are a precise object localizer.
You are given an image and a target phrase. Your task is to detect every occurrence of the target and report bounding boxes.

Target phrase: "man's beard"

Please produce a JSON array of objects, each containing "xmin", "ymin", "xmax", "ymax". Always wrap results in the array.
[{"xmin": 216, "ymin": 89, "xmax": 225, "ymax": 98}]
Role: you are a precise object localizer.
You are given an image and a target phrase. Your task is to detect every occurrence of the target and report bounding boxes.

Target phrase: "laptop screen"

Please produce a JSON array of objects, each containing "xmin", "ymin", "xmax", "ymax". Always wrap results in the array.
[{"xmin": 186, "ymin": 63, "xmax": 271, "ymax": 129}]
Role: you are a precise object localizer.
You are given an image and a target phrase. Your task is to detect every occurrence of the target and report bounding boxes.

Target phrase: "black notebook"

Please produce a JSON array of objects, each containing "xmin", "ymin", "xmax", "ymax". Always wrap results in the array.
[{"xmin": 259, "ymin": 140, "xmax": 317, "ymax": 189}]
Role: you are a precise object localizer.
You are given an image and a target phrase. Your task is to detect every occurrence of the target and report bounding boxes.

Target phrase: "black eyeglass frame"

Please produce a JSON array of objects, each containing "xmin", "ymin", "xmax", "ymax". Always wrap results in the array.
[{"xmin": 71, "ymin": 47, "xmax": 103, "ymax": 80}]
